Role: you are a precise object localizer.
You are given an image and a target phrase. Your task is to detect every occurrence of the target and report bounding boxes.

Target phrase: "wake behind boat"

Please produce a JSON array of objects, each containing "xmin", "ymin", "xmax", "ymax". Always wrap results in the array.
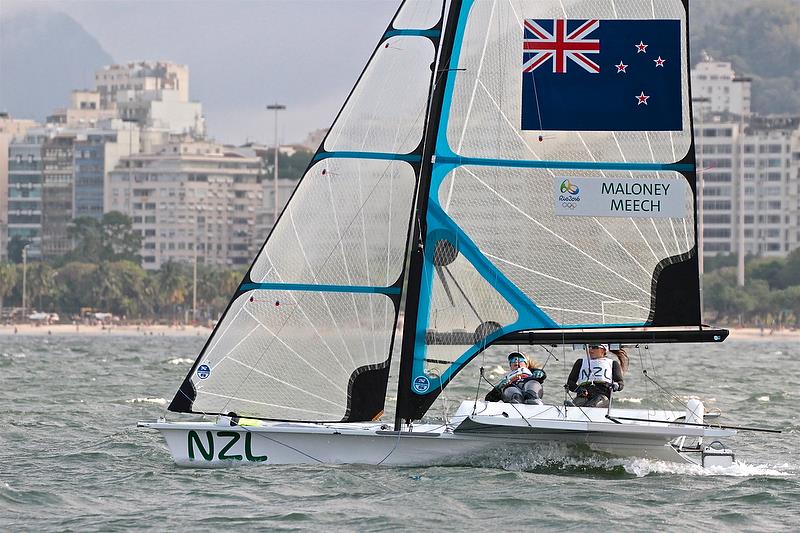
[{"xmin": 141, "ymin": 0, "xmax": 762, "ymax": 468}]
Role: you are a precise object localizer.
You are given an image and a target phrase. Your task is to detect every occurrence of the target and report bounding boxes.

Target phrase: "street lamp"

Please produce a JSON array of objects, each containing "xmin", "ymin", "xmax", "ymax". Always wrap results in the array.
[
  {"xmin": 734, "ymin": 77, "xmax": 752, "ymax": 287},
  {"xmin": 692, "ymin": 96, "xmax": 710, "ymax": 277},
  {"xmin": 266, "ymin": 103, "xmax": 286, "ymax": 224},
  {"xmin": 21, "ymin": 243, "xmax": 29, "ymax": 318}
]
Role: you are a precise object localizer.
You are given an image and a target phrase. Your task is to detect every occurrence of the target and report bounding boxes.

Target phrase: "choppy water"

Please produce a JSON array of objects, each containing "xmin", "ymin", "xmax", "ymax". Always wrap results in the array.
[{"xmin": 1, "ymin": 334, "xmax": 799, "ymax": 531}]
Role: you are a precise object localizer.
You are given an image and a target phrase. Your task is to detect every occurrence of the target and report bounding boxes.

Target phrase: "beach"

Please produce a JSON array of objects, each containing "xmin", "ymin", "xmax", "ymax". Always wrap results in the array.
[
  {"xmin": 0, "ymin": 323, "xmax": 213, "ymax": 337},
  {"xmin": 1, "ymin": 322, "xmax": 798, "ymax": 340}
]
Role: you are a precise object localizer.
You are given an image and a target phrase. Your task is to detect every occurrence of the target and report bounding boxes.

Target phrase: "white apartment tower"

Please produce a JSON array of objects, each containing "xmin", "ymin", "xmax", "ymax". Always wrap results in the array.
[
  {"xmin": 691, "ymin": 58, "xmax": 752, "ymax": 117},
  {"xmin": 95, "ymin": 62, "xmax": 204, "ymax": 137},
  {"xmin": 107, "ymin": 140, "xmax": 264, "ymax": 269}
]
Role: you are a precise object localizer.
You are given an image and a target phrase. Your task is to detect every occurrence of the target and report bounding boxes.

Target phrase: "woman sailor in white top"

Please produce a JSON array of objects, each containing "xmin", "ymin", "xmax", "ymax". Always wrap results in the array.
[{"xmin": 566, "ymin": 344, "xmax": 627, "ymax": 408}]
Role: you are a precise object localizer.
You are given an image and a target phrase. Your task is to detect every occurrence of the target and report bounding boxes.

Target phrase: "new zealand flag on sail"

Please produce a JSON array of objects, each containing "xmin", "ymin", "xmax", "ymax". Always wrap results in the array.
[{"xmin": 521, "ymin": 19, "xmax": 682, "ymax": 131}]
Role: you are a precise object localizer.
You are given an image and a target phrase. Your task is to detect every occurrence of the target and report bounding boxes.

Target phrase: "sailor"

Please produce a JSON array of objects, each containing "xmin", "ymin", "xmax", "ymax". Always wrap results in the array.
[
  {"xmin": 565, "ymin": 344, "xmax": 626, "ymax": 408},
  {"xmin": 485, "ymin": 352, "xmax": 546, "ymax": 404}
]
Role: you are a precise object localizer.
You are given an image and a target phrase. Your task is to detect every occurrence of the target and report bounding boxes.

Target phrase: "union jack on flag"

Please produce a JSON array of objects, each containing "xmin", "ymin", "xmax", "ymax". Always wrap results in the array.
[{"xmin": 523, "ymin": 19, "xmax": 600, "ymax": 74}]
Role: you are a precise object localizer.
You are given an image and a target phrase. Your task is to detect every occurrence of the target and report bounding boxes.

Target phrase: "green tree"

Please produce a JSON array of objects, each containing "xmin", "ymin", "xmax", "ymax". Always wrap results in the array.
[
  {"xmin": 25, "ymin": 262, "xmax": 56, "ymax": 311},
  {"xmin": 262, "ymin": 148, "xmax": 314, "ymax": 181},
  {"xmin": 749, "ymin": 257, "xmax": 784, "ymax": 289},
  {"xmin": 102, "ymin": 212, "xmax": 142, "ymax": 262},
  {"xmin": 0, "ymin": 262, "xmax": 18, "ymax": 312},
  {"xmin": 55, "ymin": 262, "xmax": 98, "ymax": 314},
  {"xmin": 778, "ymin": 247, "xmax": 800, "ymax": 289},
  {"xmin": 66, "ymin": 211, "xmax": 141, "ymax": 264},
  {"xmin": 155, "ymin": 261, "xmax": 189, "ymax": 319},
  {"xmin": 105, "ymin": 260, "xmax": 148, "ymax": 317}
]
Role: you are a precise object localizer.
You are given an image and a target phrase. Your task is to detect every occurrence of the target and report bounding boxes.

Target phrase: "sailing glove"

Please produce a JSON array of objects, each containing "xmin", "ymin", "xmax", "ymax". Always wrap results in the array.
[{"xmin": 611, "ymin": 382, "xmax": 621, "ymax": 392}]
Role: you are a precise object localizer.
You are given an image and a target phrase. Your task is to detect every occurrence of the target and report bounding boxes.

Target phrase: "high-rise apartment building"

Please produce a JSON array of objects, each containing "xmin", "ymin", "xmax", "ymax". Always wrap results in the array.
[
  {"xmin": 695, "ymin": 99, "xmax": 800, "ymax": 259},
  {"xmin": 691, "ymin": 58, "xmax": 752, "ymax": 117},
  {"xmin": 107, "ymin": 140, "xmax": 263, "ymax": 269},
  {"xmin": 95, "ymin": 62, "xmax": 189, "ymax": 109},
  {"xmin": 94, "ymin": 62, "xmax": 204, "ymax": 137},
  {"xmin": 0, "ymin": 113, "xmax": 38, "ymax": 260},
  {"xmin": 6, "ymin": 122, "xmax": 140, "ymax": 259}
]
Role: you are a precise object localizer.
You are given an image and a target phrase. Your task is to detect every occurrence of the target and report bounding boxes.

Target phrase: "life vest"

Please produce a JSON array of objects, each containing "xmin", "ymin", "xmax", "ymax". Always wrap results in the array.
[
  {"xmin": 578, "ymin": 357, "xmax": 613, "ymax": 385},
  {"xmin": 504, "ymin": 367, "xmax": 533, "ymax": 384}
]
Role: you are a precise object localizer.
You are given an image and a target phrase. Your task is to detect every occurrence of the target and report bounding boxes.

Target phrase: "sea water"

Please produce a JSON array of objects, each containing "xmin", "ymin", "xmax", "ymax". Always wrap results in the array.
[{"xmin": 1, "ymin": 334, "xmax": 799, "ymax": 531}]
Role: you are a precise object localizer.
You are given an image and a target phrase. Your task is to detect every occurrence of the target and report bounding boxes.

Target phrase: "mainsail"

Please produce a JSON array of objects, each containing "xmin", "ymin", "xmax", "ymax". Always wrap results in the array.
[
  {"xmin": 394, "ymin": 0, "xmax": 721, "ymax": 422},
  {"xmin": 169, "ymin": 1, "xmax": 446, "ymax": 422}
]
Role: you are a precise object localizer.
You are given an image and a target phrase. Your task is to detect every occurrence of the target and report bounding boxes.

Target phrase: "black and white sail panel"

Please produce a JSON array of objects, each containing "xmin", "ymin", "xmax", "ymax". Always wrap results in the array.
[{"xmin": 170, "ymin": 1, "xmax": 445, "ymax": 422}]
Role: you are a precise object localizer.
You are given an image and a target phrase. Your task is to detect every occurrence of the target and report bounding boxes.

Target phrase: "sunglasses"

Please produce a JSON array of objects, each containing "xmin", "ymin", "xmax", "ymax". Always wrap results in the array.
[
  {"xmin": 509, "ymin": 357, "xmax": 526, "ymax": 364},
  {"xmin": 588, "ymin": 345, "xmax": 603, "ymax": 349}
]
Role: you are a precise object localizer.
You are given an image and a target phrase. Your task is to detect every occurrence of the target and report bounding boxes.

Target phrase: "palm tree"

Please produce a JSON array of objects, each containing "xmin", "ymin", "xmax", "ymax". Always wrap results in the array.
[
  {"xmin": 0, "ymin": 262, "xmax": 18, "ymax": 314},
  {"xmin": 25, "ymin": 262, "xmax": 56, "ymax": 311},
  {"xmin": 157, "ymin": 261, "xmax": 188, "ymax": 320}
]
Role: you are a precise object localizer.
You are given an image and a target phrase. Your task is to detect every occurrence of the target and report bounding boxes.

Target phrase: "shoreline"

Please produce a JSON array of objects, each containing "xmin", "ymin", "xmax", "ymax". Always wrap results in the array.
[
  {"xmin": 0, "ymin": 323, "xmax": 212, "ymax": 337},
  {"xmin": 1, "ymin": 324, "xmax": 799, "ymax": 341}
]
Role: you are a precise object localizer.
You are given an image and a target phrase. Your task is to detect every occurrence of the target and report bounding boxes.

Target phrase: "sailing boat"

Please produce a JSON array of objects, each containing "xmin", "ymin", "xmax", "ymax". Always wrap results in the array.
[{"xmin": 141, "ymin": 0, "xmax": 741, "ymax": 468}]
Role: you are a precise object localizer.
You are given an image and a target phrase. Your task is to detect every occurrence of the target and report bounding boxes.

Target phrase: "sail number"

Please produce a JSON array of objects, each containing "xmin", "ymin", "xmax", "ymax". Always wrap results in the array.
[{"xmin": 187, "ymin": 430, "xmax": 268, "ymax": 462}]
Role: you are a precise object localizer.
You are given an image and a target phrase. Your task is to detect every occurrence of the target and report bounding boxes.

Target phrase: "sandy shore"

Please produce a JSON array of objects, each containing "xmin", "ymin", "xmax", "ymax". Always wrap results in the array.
[
  {"xmin": 0, "ymin": 323, "xmax": 213, "ymax": 337},
  {"xmin": 1, "ymin": 323, "xmax": 799, "ymax": 341}
]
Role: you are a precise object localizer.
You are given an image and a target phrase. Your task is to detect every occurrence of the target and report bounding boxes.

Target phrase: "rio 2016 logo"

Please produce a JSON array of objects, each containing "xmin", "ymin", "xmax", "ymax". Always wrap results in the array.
[
  {"xmin": 559, "ymin": 179, "xmax": 581, "ymax": 207},
  {"xmin": 560, "ymin": 179, "xmax": 580, "ymax": 195}
]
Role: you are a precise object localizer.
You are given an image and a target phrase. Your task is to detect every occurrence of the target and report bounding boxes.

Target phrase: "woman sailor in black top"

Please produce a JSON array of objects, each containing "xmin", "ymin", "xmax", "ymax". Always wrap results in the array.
[{"xmin": 566, "ymin": 344, "xmax": 628, "ymax": 408}]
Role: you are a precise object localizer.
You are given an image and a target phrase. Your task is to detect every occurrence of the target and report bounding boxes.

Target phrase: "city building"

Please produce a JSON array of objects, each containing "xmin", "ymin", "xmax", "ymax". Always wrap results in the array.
[
  {"xmin": 95, "ymin": 61, "xmax": 204, "ymax": 138},
  {"xmin": 95, "ymin": 62, "xmax": 189, "ymax": 109},
  {"xmin": 7, "ymin": 128, "xmax": 48, "ymax": 260},
  {"xmin": 695, "ymin": 110, "xmax": 800, "ymax": 259},
  {"xmin": 75, "ymin": 120, "xmax": 140, "ymax": 220},
  {"xmin": 0, "ymin": 113, "xmax": 39, "ymax": 261},
  {"xmin": 107, "ymin": 140, "xmax": 263, "ymax": 269},
  {"xmin": 691, "ymin": 57, "xmax": 752, "ymax": 117},
  {"xmin": 6, "ymin": 122, "xmax": 139, "ymax": 259},
  {"xmin": 46, "ymin": 90, "xmax": 117, "ymax": 126}
]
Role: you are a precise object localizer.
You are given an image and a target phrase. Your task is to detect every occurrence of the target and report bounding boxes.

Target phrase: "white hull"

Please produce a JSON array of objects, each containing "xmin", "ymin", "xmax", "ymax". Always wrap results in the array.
[{"xmin": 140, "ymin": 401, "xmax": 735, "ymax": 468}]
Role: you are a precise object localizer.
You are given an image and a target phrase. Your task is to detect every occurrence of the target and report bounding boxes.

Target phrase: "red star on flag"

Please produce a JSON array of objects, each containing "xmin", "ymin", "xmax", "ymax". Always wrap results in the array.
[
  {"xmin": 636, "ymin": 91, "xmax": 650, "ymax": 105},
  {"xmin": 635, "ymin": 41, "xmax": 648, "ymax": 53},
  {"xmin": 654, "ymin": 56, "xmax": 666, "ymax": 67},
  {"xmin": 615, "ymin": 61, "xmax": 628, "ymax": 73}
]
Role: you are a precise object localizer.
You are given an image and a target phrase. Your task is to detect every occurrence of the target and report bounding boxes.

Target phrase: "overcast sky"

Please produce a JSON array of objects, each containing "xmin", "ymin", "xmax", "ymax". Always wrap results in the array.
[{"xmin": 3, "ymin": 0, "xmax": 402, "ymax": 145}]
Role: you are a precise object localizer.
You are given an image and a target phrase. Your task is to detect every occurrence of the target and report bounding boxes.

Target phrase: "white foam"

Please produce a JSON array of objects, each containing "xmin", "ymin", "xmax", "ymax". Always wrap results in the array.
[
  {"xmin": 616, "ymin": 397, "xmax": 643, "ymax": 403},
  {"xmin": 168, "ymin": 357, "xmax": 194, "ymax": 365},
  {"xmin": 756, "ymin": 395, "xmax": 770, "ymax": 402},
  {"xmin": 624, "ymin": 458, "xmax": 794, "ymax": 478},
  {"xmin": 127, "ymin": 397, "xmax": 167, "ymax": 405}
]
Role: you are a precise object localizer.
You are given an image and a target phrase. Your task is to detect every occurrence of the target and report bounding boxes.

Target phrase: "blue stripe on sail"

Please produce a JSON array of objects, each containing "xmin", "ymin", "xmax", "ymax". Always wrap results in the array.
[
  {"xmin": 410, "ymin": 164, "xmax": 560, "ymax": 389},
  {"xmin": 385, "ymin": 29, "xmax": 441, "ymax": 38},
  {"xmin": 407, "ymin": 0, "xmax": 666, "ymax": 395},
  {"xmin": 313, "ymin": 152, "xmax": 422, "ymax": 163},
  {"xmin": 435, "ymin": 155, "xmax": 694, "ymax": 172},
  {"xmin": 240, "ymin": 282, "xmax": 401, "ymax": 295}
]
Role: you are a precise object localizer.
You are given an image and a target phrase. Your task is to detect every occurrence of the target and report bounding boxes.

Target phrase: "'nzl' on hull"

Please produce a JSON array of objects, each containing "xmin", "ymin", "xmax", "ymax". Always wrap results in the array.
[{"xmin": 140, "ymin": 401, "xmax": 735, "ymax": 468}]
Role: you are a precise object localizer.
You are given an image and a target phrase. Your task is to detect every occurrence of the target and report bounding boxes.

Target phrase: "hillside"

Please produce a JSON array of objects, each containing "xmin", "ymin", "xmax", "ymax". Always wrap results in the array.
[
  {"xmin": 690, "ymin": 0, "xmax": 800, "ymax": 115},
  {"xmin": 0, "ymin": 10, "xmax": 113, "ymax": 120}
]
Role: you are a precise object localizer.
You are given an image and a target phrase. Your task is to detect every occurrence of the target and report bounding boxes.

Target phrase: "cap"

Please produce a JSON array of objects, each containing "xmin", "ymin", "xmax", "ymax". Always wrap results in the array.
[{"xmin": 507, "ymin": 351, "xmax": 526, "ymax": 362}]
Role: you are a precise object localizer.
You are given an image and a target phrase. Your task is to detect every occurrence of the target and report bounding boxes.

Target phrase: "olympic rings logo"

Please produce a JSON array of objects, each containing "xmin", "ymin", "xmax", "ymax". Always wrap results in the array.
[{"xmin": 561, "ymin": 202, "xmax": 578, "ymax": 209}]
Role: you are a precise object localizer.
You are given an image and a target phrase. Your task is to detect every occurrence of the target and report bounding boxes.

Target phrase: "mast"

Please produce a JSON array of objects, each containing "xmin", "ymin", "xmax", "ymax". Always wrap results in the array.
[{"xmin": 395, "ymin": 0, "xmax": 463, "ymax": 430}]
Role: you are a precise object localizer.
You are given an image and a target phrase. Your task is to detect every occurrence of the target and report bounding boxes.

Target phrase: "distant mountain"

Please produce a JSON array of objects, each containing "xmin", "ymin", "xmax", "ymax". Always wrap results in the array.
[
  {"xmin": 0, "ymin": 10, "xmax": 113, "ymax": 120},
  {"xmin": 691, "ymin": 0, "xmax": 800, "ymax": 115}
]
